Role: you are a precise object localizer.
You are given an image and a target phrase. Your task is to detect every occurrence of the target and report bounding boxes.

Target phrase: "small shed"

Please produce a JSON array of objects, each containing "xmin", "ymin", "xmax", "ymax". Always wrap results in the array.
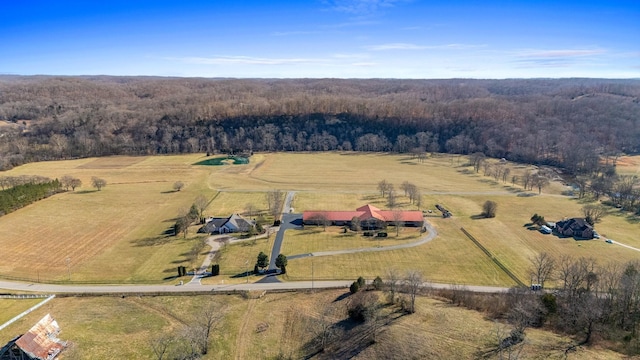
[{"xmin": 0, "ymin": 314, "xmax": 66, "ymax": 360}]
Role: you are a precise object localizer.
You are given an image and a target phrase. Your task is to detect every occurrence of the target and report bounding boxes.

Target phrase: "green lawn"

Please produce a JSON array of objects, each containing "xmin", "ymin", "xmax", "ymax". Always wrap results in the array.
[
  {"xmin": 280, "ymin": 227, "xmax": 421, "ymax": 256},
  {"xmin": 0, "ymin": 298, "xmax": 43, "ymax": 324}
]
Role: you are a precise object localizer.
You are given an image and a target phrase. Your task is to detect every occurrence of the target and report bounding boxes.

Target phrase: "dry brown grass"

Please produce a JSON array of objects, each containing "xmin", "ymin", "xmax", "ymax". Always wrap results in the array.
[
  {"xmin": 1, "ymin": 152, "xmax": 638, "ymax": 285},
  {"xmin": 0, "ymin": 291, "xmax": 627, "ymax": 359}
]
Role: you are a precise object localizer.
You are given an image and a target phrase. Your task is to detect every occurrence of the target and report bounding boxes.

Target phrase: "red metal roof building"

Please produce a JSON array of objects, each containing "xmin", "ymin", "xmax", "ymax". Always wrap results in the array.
[
  {"xmin": 303, "ymin": 204, "xmax": 424, "ymax": 228},
  {"xmin": 0, "ymin": 314, "xmax": 66, "ymax": 360}
]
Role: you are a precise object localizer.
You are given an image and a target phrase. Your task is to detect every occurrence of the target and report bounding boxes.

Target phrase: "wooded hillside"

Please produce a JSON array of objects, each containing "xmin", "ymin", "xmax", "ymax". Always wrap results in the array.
[{"xmin": 1, "ymin": 76, "xmax": 638, "ymax": 173}]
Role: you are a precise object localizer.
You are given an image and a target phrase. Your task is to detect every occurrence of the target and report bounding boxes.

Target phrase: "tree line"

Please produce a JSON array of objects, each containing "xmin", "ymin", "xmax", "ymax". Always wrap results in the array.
[
  {"xmin": 0, "ymin": 178, "xmax": 62, "ymax": 216},
  {"xmin": 1, "ymin": 76, "xmax": 639, "ymax": 176}
]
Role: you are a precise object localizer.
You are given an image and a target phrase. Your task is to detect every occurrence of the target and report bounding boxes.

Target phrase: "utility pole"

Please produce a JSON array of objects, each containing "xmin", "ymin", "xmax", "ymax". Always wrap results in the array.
[{"xmin": 311, "ymin": 260, "xmax": 314, "ymax": 292}]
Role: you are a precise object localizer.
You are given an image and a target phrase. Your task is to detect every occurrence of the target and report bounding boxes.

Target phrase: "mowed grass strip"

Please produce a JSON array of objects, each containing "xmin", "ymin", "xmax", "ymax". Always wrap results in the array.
[
  {"xmin": 0, "ymin": 299, "xmax": 44, "ymax": 324},
  {"xmin": 285, "ymin": 223, "xmax": 516, "ymax": 287},
  {"xmin": 248, "ymin": 152, "xmax": 523, "ymax": 193},
  {"xmin": 205, "ymin": 191, "xmax": 269, "ymax": 218},
  {"xmin": 280, "ymin": 227, "xmax": 422, "ymax": 256},
  {"xmin": 427, "ymin": 193, "xmax": 640, "ymax": 286},
  {"xmin": 201, "ymin": 238, "xmax": 274, "ymax": 285}
]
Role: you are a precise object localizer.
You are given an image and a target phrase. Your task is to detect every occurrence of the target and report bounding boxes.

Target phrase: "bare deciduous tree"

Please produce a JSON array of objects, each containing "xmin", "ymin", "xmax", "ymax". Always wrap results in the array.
[
  {"xmin": 91, "ymin": 176, "xmax": 106, "ymax": 191},
  {"xmin": 392, "ymin": 209, "xmax": 404, "ymax": 236},
  {"xmin": 482, "ymin": 200, "xmax": 497, "ymax": 218},
  {"xmin": 266, "ymin": 189, "xmax": 284, "ymax": 218},
  {"xmin": 173, "ymin": 181, "xmax": 184, "ymax": 192},
  {"xmin": 582, "ymin": 204, "xmax": 606, "ymax": 225},
  {"xmin": 149, "ymin": 334, "xmax": 175, "ymax": 360},
  {"xmin": 385, "ymin": 268, "xmax": 400, "ymax": 304},
  {"xmin": 194, "ymin": 194, "xmax": 208, "ymax": 220},
  {"xmin": 403, "ymin": 270, "xmax": 423, "ymax": 314},
  {"xmin": 529, "ymin": 252, "xmax": 556, "ymax": 289}
]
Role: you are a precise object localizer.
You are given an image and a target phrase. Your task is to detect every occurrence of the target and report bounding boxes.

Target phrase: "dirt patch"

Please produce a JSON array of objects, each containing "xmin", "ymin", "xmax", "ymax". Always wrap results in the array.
[{"xmin": 77, "ymin": 156, "xmax": 147, "ymax": 169}]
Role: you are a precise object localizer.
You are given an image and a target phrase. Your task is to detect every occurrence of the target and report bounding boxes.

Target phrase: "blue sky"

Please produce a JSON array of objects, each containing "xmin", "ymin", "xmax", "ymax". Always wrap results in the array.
[{"xmin": 0, "ymin": 0, "xmax": 638, "ymax": 78}]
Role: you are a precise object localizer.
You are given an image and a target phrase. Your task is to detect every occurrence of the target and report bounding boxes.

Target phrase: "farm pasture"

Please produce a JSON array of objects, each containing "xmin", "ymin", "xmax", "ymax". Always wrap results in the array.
[{"xmin": 0, "ymin": 152, "xmax": 637, "ymax": 286}]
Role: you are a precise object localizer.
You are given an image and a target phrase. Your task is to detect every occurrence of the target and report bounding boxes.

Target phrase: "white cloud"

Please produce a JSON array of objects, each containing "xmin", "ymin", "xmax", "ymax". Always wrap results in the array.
[{"xmin": 351, "ymin": 62, "xmax": 377, "ymax": 66}]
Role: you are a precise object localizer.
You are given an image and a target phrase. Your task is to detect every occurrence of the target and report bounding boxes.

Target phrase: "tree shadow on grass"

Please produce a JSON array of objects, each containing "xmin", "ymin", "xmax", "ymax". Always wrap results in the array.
[
  {"xmin": 470, "ymin": 214, "xmax": 488, "ymax": 220},
  {"xmin": 333, "ymin": 292, "xmax": 351, "ymax": 302},
  {"xmin": 71, "ymin": 189, "xmax": 98, "ymax": 194},
  {"xmin": 230, "ymin": 271, "xmax": 254, "ymax": 279},
  {"xmin": 161, "ymin": 190, "xmax": 179, "ymax": 194},
  {"xmin": 130, "ymin": 236, "xmax": 174, "ymax": 247}
]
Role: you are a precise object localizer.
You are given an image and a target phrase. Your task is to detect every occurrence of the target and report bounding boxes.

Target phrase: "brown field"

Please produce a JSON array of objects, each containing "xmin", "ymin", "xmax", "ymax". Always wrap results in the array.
[
  {"xmin": 0, "ymin": 152, "xmax": 638, "ymax": 286},
  {"xmin": 0, "ymin": 291, "xmax": 625, "ymax": 360}
]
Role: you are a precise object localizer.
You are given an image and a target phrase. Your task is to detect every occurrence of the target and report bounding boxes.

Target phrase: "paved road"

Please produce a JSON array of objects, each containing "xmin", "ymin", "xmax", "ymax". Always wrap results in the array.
[
  {"xmin": 289, "ymin": 218, "xmax": 437, "ymax": 260},
  {"xmin": 0, "ymin": 279, "xmax": 510, "ymax": 294},
  {"xmin": 267, "ymin": 192, "xmax": 298, "ymax": 271}
]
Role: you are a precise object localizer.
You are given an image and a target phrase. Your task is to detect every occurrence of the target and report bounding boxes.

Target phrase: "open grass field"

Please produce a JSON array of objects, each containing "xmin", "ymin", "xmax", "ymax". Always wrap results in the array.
[
  {"xmin": 0, "ymin": 155, "xmax": 223, "ymax": 282},
  {"xmin": 202, "ymin": 237, "xmax": 274, "ymax": 285},
  {"xmin": 0, "ymin": 152, "xmax": 638, "ymax": 286},
  {"xmin": 280, "ymin": 227, "xmax": 422, "ymax": 256},
  {"xmin": 0, "ymin": 298, "xmax": 43, "ymax": 324},
  {"xmin": 0, "ymin": 291, "xmax": 626, "ymax": 360}
]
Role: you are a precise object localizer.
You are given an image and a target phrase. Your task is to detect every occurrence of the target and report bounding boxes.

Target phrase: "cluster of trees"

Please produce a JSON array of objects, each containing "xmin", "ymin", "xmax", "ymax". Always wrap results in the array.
[
  {"xmin": 576, "ymin": 172, "xmax": 640, "ymax": 215},
  {"xmin": 529, "ymin": 254, "xmax": 640, "ymax": 350},
  {"xmin": 1, "ymin": 77, "xmax": 638, "ymax": 176},
  {"xmin": 265, "ymin": 189, "xmax": 285, "ymax": 219},
  {"xmin": 149, "ymin": 302, "xmax": 224, "ymax": 359},
  {"xmin": 471, "ymin": 153, "xmax": 553, "ymax": 194},
  {"xmin": 0, "ymin": 178, "xmax": 63, "ymax": 216},
  {"xmin": 60, "ymin": 175, "xmax": 81, "ymax": 191},
  {"xmin": 174, "ymin": 195, "xmax": 208, "ymax": 238},
  {"xmin": 377, "ymin": 179, "xmax": 422, "ymax": 209}
]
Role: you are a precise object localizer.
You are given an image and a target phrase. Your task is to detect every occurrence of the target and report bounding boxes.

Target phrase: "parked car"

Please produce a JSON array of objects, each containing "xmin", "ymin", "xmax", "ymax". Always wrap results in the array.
[{"xmin": 605, "ymin": 239, "xmax": 613, "ymax": 244}]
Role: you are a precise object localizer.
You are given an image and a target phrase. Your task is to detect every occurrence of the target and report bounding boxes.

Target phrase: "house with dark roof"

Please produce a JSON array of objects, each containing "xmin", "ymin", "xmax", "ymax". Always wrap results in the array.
[
  {"xmin": 0, "ymin": 314, "xmax": 66, "ymax": 360},
  {"xmin": 303, "ymin": 204, "xmax": 424, "ymax": 229},
  {"xmin": 555, "ymin": 218, "xmax": 594, "ymax": 239},
  {"xmin": 198, "ymin": 214, "xmax": 255, "ymax": 234}
]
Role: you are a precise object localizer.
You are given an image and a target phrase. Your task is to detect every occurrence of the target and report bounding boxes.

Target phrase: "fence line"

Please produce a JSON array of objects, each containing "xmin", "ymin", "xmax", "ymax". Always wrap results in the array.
[
  {"xmin": 0, "ymin": 295, "xmax": 55, "ymax": 332},
  {"xmin": 460, "ymin": 227, "xmax": 526, "ymax": 287},
  {"xmin": 0, "ymin": 294, "xmax": 51, "ymax": 299}
]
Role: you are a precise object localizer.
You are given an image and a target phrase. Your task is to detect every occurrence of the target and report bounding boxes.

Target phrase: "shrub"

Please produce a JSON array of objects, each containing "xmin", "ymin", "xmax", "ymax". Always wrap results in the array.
[
  {"xmin": 347, "ymin": 291, "xmax": 379, "ymax": 322},
  {"xmin": 372, "ymin": 276, "xmax": 384, "ymax": 290},
  {"xmin": 541, "ymin": 293, "xmax": 557, "ymax": 314},
  {"xmin": 350, "ymin": 281, "xmax": 360, "ymax": 294}
]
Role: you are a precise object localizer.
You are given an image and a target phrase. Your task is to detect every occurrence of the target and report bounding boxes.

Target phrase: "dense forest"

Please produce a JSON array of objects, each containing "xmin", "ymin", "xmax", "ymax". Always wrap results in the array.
[{"xmin": 0, "ymin": 76, "xmax": 639, "ymax": 174}]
